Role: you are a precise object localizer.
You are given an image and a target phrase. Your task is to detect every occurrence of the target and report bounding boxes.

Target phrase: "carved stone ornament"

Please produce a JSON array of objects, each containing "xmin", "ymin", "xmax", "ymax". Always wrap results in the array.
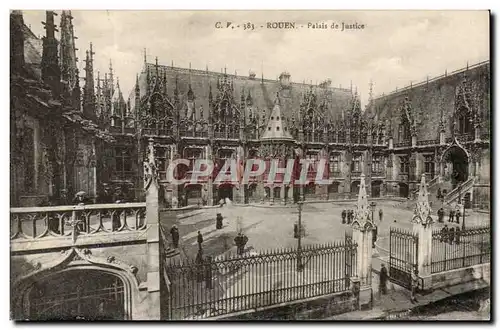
[
  {"xmin": 144, "ymin": 138, "xmax": 158, "ymax": 190},
  {"xmin": 411, "ymin": 174, "xmax": 433, "ymax": 226},
  {"xmin": 351, "ymin": 174, "xmax": 374, "ymax": 231},
  {"xmin": 16, "ymin": 248, "xmax": 140, "ymax": 288}
]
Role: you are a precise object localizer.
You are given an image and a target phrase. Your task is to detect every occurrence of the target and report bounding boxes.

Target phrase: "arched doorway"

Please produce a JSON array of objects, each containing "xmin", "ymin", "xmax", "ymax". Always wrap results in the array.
[
  {"xmin": 371, "ymin": 180, "xmax": 382, "ymax": 198},
  {"xmin": 399, "ymin": 183, "xmax": 409, "ymax": 198},
  {"xmin": 25, "ymin": 269, "xmax": 125, "ymax": 320},
  {"xmin": 443, "ymin": 145, "xmax": 469, "ymax": 189},
  {"xmin": 217, "ymin": 183, "xmax": 233, "ymax": 202},
  {"xmin": 351, "ymin": 181, "xmax": 360, "ymax": 196}
]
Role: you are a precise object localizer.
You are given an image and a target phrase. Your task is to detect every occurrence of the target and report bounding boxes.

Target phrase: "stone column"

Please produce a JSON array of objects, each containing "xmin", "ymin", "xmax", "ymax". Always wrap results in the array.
[
  {"xmin": 270, "ymin": 185, "xmax": 274, "ymax": 204},
  {"xmin": 412, "ymin": 135, "xmax": 417, "ymax": 148},
  {"xmin": 281, "ymin": 185, "xmax": 286, "ymax": 204},
  {"xmin": 411, "ymin": 174, "xmax": 434, "ymax": 287},
  {"xmin": 144, "ymin": 139, "xmax": 162, "ymax": 320},
  {"xmin": 388, "ymin": 137, "xmax": 394, "ymax": 150},
  {"xmin": 350, "ymin": 173, "xmax": 374, "ymax": 309}
]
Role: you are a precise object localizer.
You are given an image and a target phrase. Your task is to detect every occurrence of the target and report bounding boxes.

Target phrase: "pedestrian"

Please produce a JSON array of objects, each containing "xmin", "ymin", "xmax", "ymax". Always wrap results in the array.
[
  {"xmin": 379, "ymin": 263, "xmax": 388, "ymax": 295},
  {"xmin": 437, "ymin": 187, "xmax": 442, "ymax": 200},
  {"xmin": 372, "ymin": 225, "xmax": 378, "ymax": 249},
  {"xmin": 448, "ymin": 209, "xmax": 455, "ymax": 223},
  {"xmin": 294, "ymin": 222, "xmax": 299, "ymax": 238},
  {"xmin": 348, "ymin": 210, "xmax": 353, "ymax": 224},
  {"xmin": 437, "ymin": 207, "xmax": 444, "ymax": 223},
  {"xmin": 170, "ymin": 225, "xmax": 180, "ymax": 248},
  {"xmin": 441, "ymin": 225, "xmax": 449, "ymax": 243},
  {"xmin": 234, "ymin": 233, "xmax": 243, "ymax": 254},
  {"xmin": 455, "ymin": 209, "xmax": 461, "ymax": 224},
  {"xmin": 410, "ymin": 266, "xmax": 419, "ymax": 303},
  {"xmin": 448, "ymin": 226, "xmax": 455, "ymax": 244},
  {"xmin": 216, "ymin": 213, "xmax": 223, "ymax": 230},
  {"xmin": 197, "ymin": 231, "xmax": 204, "ymax": 251},
  {"xmin": 342, "ymin": 209, "xmax": 347, "ymax": 224},
  {"xmin": 379, "ymin": 208, "xmax": 383, "ymax": 222}
]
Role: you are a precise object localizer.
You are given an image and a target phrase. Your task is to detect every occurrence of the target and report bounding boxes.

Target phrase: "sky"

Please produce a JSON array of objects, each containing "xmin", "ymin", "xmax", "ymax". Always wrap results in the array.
[{"xmin": 22, "ymin": 10, "xmax": 489, "ymax": 107}]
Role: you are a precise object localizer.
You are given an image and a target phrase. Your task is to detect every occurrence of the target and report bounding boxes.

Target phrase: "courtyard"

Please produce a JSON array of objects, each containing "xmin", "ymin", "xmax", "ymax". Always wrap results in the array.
[{"xmin": 171, "ymin": 200, "xmax": 491, "ymax": 260}]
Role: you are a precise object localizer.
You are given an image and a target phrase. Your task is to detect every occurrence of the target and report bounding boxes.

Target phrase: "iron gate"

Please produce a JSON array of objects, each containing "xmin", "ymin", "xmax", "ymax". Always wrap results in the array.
[{"xmin": 389, "ymin": 228, "xmax": 418, "ymax": 289}]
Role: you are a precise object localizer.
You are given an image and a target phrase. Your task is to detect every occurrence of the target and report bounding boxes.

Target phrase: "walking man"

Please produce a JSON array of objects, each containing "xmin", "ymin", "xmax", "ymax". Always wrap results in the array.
[
  {"xmin": 379, "ymin": 263, "xmax": 388, "ymax": 295},
  {"xmin": 170, "ymin": 225, "xmax": 180, "ymax": 248},
  {"xmin": 197, "ymin": 231, "xmax": 204, "ymax": 251},
  {"xmin": 379, "ymin": 208, "xmax": 383, "ymax": 222},
  {"xmin": 455, "ymin": 208, "xmax": 461, "ymax": 224},
  {"xmin": 342, "ymin": 209, "xmax": 347, "ymax": 224}
]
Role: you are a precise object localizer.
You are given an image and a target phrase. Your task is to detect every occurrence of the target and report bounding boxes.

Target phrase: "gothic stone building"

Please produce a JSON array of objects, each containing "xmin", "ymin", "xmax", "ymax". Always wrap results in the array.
[
  {"xmin": 10, "ymin": 10, "xmax": 114, "ymax": 207},
  {"xmin": 105, "ymin": 58, "xmax": 387, "ymax": 206},
  {"xmin": 369, "ymin": 61, "xmax": 490, "ymax": 209}
]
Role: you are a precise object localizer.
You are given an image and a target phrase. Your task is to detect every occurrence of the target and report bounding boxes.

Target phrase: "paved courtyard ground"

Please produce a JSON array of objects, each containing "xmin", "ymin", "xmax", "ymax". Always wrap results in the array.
[{"xmin": 173, "ymin": 200, "xmax": 490, "ymax": 260}]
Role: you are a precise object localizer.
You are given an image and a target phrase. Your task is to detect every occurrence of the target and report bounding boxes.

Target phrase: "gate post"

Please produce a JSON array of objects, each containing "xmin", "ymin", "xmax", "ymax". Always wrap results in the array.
[
  {"xmin": 411, "ymin": 174, "xmax": 434, "ymax": 289},
  {"xmin": 351, "ymin": 174, "xmax": 374, "ymax": 309},
  {"xmin": 143, "ymin": 138, "xmax": 162, "ymax": 320}
]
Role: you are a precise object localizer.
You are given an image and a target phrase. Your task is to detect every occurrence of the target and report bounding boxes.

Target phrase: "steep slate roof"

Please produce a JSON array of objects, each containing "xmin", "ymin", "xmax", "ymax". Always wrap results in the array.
[
  {"xmin": 261, "ymin": 95, "xmax": 293, "ymax": 140},
  {"xmin": 130, "ymin": 63, "xmax": 353, "ymax": 122}
]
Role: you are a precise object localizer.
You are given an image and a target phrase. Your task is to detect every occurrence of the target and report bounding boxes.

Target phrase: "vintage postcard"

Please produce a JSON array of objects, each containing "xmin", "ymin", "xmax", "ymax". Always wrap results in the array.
[{"xmin": 10, "ymin": 10, "xmax": 490, "ymax": 321}]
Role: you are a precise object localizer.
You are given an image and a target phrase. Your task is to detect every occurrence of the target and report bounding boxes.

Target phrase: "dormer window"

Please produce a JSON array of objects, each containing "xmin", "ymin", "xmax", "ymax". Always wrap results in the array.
[
  {"xmin": 276, "ymin": 126, "xmax": 280, "ymax": 131},
  {"xmin": 268, "ymin": 127, "xmax": 271, "ymax": 131}
]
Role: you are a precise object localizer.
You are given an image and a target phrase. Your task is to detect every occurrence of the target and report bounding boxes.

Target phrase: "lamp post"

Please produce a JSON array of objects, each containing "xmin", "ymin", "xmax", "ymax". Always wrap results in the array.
[
  {"xmin": 462, "ymin": 198, "xmax": 466, "ymax": 231},
  {"xmin": 370, "ymin": 202, "xmax": 376, "ymax": 223},
  {"xmin": 297, "ymin": 201, "xmax": 304, "ymax": 272}
]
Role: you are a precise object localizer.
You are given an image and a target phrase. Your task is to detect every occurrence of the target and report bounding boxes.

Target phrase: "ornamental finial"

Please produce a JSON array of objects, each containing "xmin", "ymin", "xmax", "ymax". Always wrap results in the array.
[{"xmin": 412, "ymin": 173, "xmax": 433, "ymax": 226}]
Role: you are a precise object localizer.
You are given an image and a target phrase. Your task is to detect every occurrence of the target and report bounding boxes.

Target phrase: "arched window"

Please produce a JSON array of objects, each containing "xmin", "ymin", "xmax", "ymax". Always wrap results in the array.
[
  {"xmin": 458, "ymin": 107, "xmax": 473, "ymax": 135},
  {"xmin": 27, "ymin": 269, "xmax": 125, "ymax": 320}
]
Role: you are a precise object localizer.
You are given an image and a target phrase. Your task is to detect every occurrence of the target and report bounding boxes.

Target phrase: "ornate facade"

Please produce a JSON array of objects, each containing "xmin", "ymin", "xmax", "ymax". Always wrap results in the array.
[
  {"xmin": 11, "ymin": 10, "xmax": 490, "ymax": 210},
  {"xmin": 370, "ymin": 61, "xmax": 490, "ymax": 209},
  {"xmin": 10, "ymin": 10, "xmax": 114, "ymax": 207}
]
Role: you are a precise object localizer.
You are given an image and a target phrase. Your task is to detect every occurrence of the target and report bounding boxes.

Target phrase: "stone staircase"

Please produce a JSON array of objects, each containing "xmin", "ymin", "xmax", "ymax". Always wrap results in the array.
[{"xmin": 443, "ymin": 177, "xmax": 475, "ymax": 207}]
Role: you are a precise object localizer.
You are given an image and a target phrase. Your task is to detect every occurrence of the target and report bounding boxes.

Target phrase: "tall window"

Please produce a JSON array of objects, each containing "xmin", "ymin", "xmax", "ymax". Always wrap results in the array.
[
  {"xmin": 114, "ymin": 147, "xmax": 132, "ymax": 176},
  {"xmin": 458, "ymin": 109, "xmax": 473, "ymax": 135},
  {"xmin": 400, "ymin": 156, "xmax": 409, "ymax": 174},
  {"xmin": 330, "ymin": 154, "xmax": 341, "ymax": 175},
  {"xmin": 372, "ymin": 155, "xmax": 383, "ymax": 174},
  {"xmin": 351, "ymin": 154, "xmax": 362, "ymax": 172},
  {"xmin": 424, "ymin": 155, "xmax": 435, "ymax": 178}
]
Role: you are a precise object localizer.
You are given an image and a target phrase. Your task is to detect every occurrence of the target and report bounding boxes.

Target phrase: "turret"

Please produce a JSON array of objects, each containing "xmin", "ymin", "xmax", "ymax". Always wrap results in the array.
[
  {"xmin": 41, "ymin": 10, "xmax": 61, "ymax": 98},
  {"xmin": 82, "ymin": 43, "xmax": 96, "ymax": 120},
  {"xmin": 10, "ymin": 10, "xmax": 25, "ymax": 74},
  {"xmin": 59, "ymin": 10, "xmax": 79, "ymax": 107}
]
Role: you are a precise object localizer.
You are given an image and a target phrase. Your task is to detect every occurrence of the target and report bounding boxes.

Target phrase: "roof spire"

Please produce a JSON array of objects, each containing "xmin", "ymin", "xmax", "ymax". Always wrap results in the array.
[{"xmin": 143, "ymin": 47, "xmax": 147, "ymax": 65}]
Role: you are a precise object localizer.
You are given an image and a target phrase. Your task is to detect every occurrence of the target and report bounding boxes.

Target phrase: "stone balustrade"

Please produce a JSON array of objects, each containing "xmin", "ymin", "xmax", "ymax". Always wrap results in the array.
[{"xmin": 10, "ymin": 202, "xmax": 146, "ymax": 240}]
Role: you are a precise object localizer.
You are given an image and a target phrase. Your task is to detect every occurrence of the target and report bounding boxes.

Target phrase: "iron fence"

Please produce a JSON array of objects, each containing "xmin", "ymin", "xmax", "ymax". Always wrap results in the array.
[
  {"xmin": 389, "ymin": 228, "xmax": 418, "ymax": 290},
  {"xmin": 431, "ymin": 225, "xmax": 490, "ymax": 273},
  {"xmin": 166, "ymin": 240, "xmax": 357, "ymax": 320}
]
